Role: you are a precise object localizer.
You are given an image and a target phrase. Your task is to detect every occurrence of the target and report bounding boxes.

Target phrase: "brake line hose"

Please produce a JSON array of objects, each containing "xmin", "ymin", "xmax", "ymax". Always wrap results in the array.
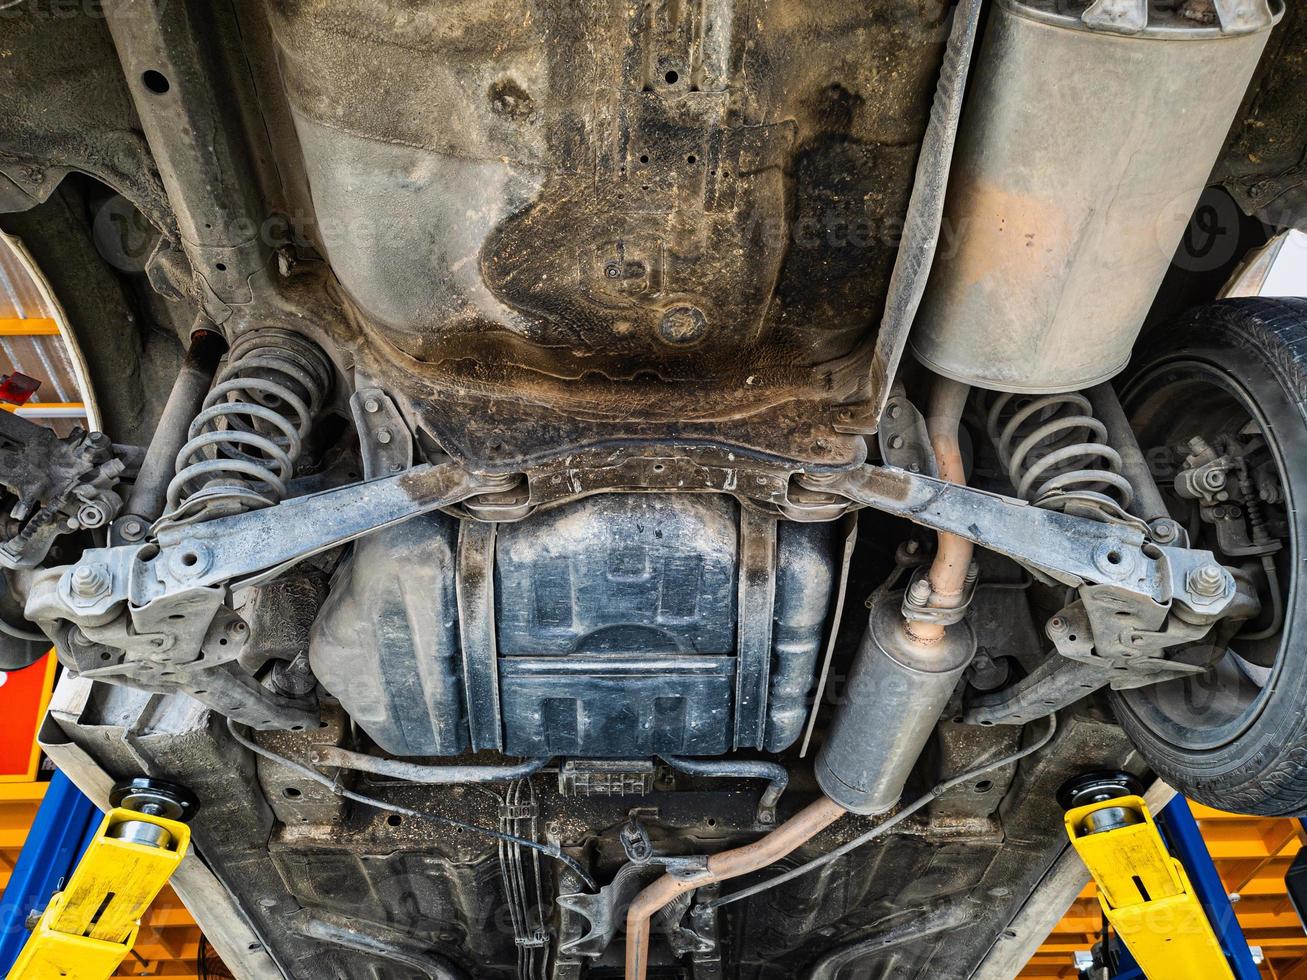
[{"xmin": 707, "ymin": 713, "xmax": 1058, "ymax": 910}]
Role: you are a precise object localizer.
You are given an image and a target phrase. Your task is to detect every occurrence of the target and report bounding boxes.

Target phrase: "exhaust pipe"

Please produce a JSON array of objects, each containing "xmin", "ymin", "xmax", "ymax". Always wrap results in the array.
[
  {"xmin": 815, "ymin": 592, "xmax": 974, "ymax": 816},
  {"xmin": 624, "ymin": 796, "xmax": 846, "ymax": 980},
  {"xmin": 624, "ymin": 385, "xmax": 978, "ymax": 972},
  {"xmin": 905, "ymin": 377, "xmax": 972, "ymax": 644}
]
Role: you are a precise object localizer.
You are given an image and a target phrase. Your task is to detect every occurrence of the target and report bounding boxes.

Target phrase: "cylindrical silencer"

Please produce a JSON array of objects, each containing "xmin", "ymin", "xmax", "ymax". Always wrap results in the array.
[
  {"xmin": 911, "ymin": 0, "xmax": 1280, "ymax": 394},
  {"xmin": 816, "ymin": 594, "xmax": 975, "ymax": 815}
]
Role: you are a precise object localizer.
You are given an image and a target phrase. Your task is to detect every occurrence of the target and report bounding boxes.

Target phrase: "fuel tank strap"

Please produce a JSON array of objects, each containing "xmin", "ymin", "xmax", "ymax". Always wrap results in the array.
[
  {"xmin": 733, "ymin": 510, "xmax": 777, "ymax": 749},
  {"xmin": 457, "ymin": 519, "xmax": 502, "ymax": 752}
]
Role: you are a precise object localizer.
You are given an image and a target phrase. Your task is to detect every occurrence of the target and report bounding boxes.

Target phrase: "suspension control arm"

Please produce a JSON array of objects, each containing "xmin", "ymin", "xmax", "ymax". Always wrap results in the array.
[
  {"xmin": 36, "ymin": 461, "xmax": 1237, "ymax": 639},
  {"xmin": 820, "ymin": 466, "xmax": 1236, "ymax": 619},
  {"xmin": 36, "ymin": 462, "xmax": 500, "ymax": 623},
  {"xmin": 152, "ymin": 462, "xmax": 501, "ymax": 592},
  {"xmin": 32, "ymin": 457, "xmax": 1238, "ymax": 624},
  {"xmin": 22, "ymin": 462, "xmax": 507, "ymax": 728},
  {"xmin": 20, "ymin": 455, "xmax": 1239, "ymax": 733}
]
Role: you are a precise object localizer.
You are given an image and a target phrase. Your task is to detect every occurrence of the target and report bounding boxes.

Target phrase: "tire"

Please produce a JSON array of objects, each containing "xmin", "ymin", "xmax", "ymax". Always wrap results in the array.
[{"xmin": 1110, "ymin": 297, "xmax": 1307, "ymax": 816}]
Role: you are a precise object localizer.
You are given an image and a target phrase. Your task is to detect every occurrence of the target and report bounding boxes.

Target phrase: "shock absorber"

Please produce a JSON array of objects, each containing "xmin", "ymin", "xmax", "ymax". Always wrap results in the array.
[
  {"xmin": 985, "ymin": 391, "xmax": 1134, "ymax": 511},
  {"xmin": 165, "ymin": 329, "xmax": 332, "ymax": 522}
]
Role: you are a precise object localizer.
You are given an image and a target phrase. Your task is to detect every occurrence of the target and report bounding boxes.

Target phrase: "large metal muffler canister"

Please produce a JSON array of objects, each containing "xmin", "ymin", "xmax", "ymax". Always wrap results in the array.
[
  {"xmin": 815, "ymin": 593, "xmax": 975, "ymax": 815},
  {"xmin": 910, "ymin": 0, "xmax": 1281, "ymax": 394}
]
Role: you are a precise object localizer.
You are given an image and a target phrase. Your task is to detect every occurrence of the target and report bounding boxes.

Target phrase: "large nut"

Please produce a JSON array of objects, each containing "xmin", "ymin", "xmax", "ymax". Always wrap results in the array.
[
  {"xmin": 1186, "ymin": 562, "xmax": 1230, "ymax": 600},
  {"xmin": 76, "ymin": 500, "xmax": 111, "ymax": 529},
  {"xmin": 69, "ymin": 563, "xmax": 112, "ymax": 602}
]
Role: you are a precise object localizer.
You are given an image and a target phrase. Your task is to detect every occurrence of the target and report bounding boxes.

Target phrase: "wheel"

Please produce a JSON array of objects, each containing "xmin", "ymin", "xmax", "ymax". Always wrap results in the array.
[{"xmin": 1111, "ymin": 297, "xmax": 1307, "ymax": 815}]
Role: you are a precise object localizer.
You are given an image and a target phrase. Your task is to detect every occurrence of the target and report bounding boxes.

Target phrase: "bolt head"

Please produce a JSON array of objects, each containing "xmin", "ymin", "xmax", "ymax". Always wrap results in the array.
[
  {"xmin": 888, "ymin": 434, "xmax": 904, "ymax": 450},
  {"xmin": 376, "ymin": 428, "xmax": 392, "ymax": 445},
  {"xmin": 70, "ymin": 563, "xmax": 112, "ymax": 601},
  {"xmin": 76, "ymin": 501, "xmax": 110, "ymax": 529},
  {"xmin": 1048, "ymin": 616, "xmax": 1069, "ymax": 635},
  {"xmin": 363, "ymin": 397, "xmax": 380, "ymax": 414},
  {"xmin": 122, "ymin": 518, "xmax": 145, "ymax": 540},
  {"xmin": 1187, "ymin": 563, "xmax": 1228, "ymax": 599}
]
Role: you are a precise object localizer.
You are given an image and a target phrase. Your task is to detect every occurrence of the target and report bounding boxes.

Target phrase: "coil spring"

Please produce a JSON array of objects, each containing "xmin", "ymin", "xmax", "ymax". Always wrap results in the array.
[
  {"xmin": 985, "ymin": 391, "xmax": 1134, "ymax": 511},
  {"xmin": 166, "ymin": 329, "xmax": 332, "ymax": 521}
]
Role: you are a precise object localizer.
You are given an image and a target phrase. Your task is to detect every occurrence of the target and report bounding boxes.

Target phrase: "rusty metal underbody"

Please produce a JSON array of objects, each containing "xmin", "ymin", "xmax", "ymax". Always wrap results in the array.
[{"xmin": 2, "ymin": 0, "xmax": 1305, "ymax": 978}]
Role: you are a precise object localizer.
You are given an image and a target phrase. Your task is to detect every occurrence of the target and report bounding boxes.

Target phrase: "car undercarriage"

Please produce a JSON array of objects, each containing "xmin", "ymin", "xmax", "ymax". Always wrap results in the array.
[{"xmin": 4, "ymin": 0, "xmax": 1307, "ymax": 977}]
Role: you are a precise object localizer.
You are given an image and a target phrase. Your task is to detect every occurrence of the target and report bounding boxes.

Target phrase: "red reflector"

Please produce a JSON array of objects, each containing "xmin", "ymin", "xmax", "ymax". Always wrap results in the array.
[{"xmin": 0, "ymin": 372, "xmax": 41, "ymax": 406}]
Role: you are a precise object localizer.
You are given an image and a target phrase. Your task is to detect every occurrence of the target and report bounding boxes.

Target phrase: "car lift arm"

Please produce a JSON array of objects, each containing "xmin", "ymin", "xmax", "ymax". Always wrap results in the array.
[
  {"xmin": 1063, "ymin": 775, "xmax": 1261, "ymax": 980},
  {"xmin": 8, "ymin": 780, "xmax": 195, "ymax": 980}
]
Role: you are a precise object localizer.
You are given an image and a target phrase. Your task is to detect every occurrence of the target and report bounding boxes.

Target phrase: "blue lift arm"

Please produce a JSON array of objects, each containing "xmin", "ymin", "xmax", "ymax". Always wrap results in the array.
[{"xmin": 0, "ymin": 770, "xmax": 100, "ymax": 975}]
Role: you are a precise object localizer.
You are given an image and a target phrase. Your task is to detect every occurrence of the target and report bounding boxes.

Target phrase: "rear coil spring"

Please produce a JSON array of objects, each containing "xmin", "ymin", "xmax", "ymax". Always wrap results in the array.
[
  {"xmin": 985, "ymin": 391, "xmax": 1134, "ymax": 510},
  {"xmin": 166, "ymin": 329, "xmax": 332, "ymax": 520}
]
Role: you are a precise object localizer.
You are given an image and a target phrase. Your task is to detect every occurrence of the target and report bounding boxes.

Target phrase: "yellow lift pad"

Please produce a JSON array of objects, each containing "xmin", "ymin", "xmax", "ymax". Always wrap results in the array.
[
  {"xmin": 9, "ymin": 807, "xmax": 190, "ymax": 980},
  {"xmin": 1065, "ymin": 794, "xmax": 1233, "ymax": 980}
]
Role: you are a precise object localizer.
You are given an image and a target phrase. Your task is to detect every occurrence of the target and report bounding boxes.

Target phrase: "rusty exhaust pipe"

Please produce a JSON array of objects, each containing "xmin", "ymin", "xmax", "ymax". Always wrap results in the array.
[
  {"xmin": 627, "ymin": 378, "xmax": 974, "ymax": 973},
  {"xmin": 624, "ymin": 796, "xmax": 846, "ymax": 980},
  {"xmin": 908, "ymin": 376, "xmax": 973, "ymax": 643}
]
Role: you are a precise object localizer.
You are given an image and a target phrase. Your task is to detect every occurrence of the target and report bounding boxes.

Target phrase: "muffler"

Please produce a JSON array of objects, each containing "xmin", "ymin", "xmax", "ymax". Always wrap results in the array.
[{"xmin": 911, "ymin": 0, "xmax": 1281, "ymax": 394}]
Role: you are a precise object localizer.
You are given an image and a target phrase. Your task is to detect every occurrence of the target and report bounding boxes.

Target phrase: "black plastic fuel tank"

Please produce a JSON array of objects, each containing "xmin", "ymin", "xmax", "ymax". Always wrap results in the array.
[{"xmin": 310, "ymin": 495, "xmax": 835, "ymax": 758}]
